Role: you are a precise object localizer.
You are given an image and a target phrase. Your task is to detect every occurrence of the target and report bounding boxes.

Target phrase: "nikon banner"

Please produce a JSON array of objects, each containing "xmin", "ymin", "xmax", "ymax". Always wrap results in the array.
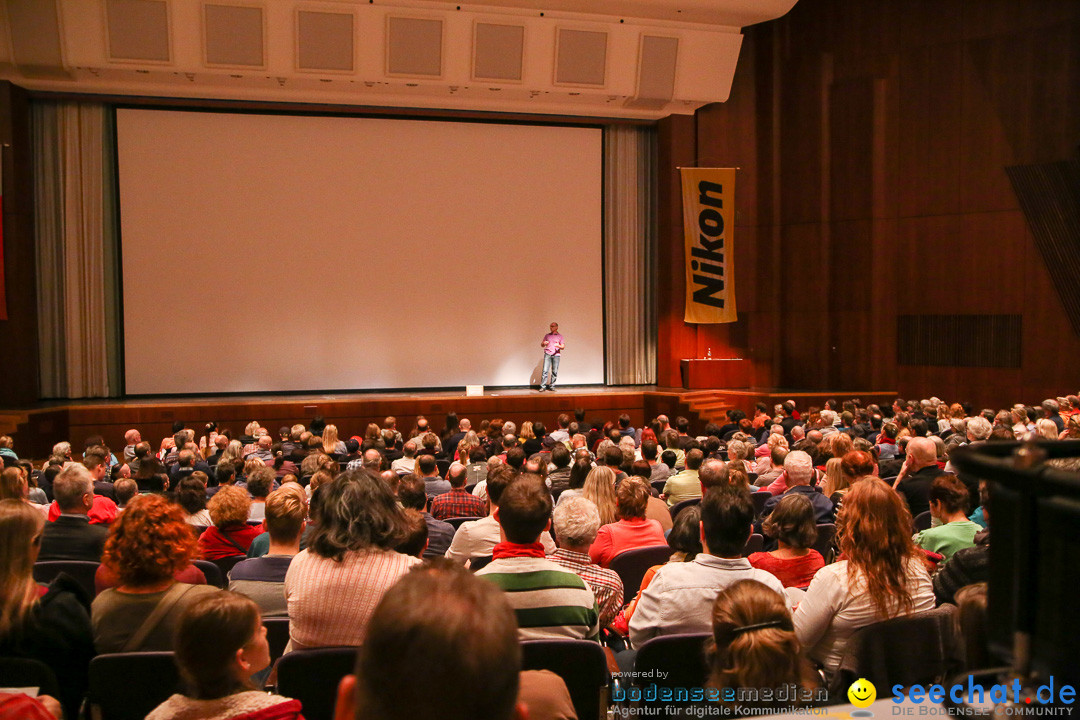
[{"xmin": 681, "ymin": 167, "xmax": 736, "ymax": 324}]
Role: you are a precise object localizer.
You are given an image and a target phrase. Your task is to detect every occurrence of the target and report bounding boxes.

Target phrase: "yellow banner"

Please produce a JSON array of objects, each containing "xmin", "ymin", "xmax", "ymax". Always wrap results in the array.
[{"xmin": 681, "ymin": 167, "xmax": 736, "ymax": 323}]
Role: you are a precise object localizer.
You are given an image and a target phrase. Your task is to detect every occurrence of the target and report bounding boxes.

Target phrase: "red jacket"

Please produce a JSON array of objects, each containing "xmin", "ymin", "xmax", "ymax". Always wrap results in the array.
[{"xmin": 198, "ymin": 523, "xmax": 262, "ymax": 560}]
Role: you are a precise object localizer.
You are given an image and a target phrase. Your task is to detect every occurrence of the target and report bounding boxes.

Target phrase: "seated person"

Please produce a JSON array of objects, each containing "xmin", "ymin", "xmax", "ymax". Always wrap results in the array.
[
  {"xmin": 146, "ymin": 591, "xmax": 303, "ymax": 719},
  {"xmin": 663, "ymin": 448, "xmax": 704, "ymax": 507},
  {"xmin": 334, "ymin": 561, "xmax": 575, "ymax": 720},
  {"xmin": 794, "ymin": 478, "xmax": 935, "ymax": 677},
  {"xmin": 588, "ymin": 477, "xmax": 666, "ymax": 567},
  {"xmin": 92, "ymin": 495, "xmax": 220, "ymax": 653},
  {"xmin": 705, "ymin": 580, "xmax": 822, "ymax": 713},
  {"xmin": 199, "ymin": 486, "xmax": 262, "ymax": 560},
  {"xmin": 430, "ymin": 462, "xmax": 487, "ymax": 520},
  {"xmin": 749, "ymin": 493, "xmax": 825, "ymax": 588},
  {"xmin": 228, "ymin": 485, "xmax": 307, "ymax": 617},
  {"xmin": 38, "ymin": 464, "xmax": 110, "ymax": 562},
  {"xmin": 629, "ymin": 487, "xmax": 786, "ymax": 647},
  {"xmin": 914, "ymin": 474, "xmax": 981, "ymax": 563},
  {"xmin": 476, "ymin": 474, "xmax": 599, "ymax": 641},
  {"xmin": 551, "ymin": 496, "xmax": 624, "ymax": 628}
]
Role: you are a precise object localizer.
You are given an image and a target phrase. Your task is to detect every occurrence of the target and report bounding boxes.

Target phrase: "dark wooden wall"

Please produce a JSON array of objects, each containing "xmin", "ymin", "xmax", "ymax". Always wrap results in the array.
[
  {"xmin": 0, "ymin": 81, "xmax": 39, "ymax": 407},
  {"xmin": 657, "ymin": 0, "xmax": 1080, "ymax": 408}
]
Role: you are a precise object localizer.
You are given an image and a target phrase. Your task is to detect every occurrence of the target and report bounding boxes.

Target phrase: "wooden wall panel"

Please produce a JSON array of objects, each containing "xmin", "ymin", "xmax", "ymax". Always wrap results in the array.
[{"xmin": 677, "ymin": 0, "xmax": 1080, "ymax": 408}]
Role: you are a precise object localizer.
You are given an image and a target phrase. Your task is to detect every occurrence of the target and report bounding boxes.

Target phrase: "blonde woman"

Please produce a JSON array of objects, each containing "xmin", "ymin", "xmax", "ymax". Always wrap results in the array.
[
  {"xmin": 0, "ymin": 500, "xmax": 93, "ymax": 718},
  {"xmin": 322, "ymin": 424, "xmax": 347, "ymax": 455},
  {"xmin": 581, "ymin": 466, "xmax": 618, "ymax": 526}
]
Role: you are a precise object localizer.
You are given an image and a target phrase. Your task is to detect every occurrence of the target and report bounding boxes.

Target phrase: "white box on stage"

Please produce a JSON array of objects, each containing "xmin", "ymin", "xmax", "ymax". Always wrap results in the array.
[{"xmin": 466, "ymin": 385, "xmax": 484, "ymax": 396}]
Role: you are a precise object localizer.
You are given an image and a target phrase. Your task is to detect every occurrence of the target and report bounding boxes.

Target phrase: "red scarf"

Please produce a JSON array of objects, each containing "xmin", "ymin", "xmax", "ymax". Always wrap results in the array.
[{"xmin": 492, "ymin": 542, "xmax": 545, "ymax": 560}]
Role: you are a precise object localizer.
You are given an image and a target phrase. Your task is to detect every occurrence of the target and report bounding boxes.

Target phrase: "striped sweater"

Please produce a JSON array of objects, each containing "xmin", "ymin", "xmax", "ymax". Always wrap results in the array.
[{"xmin": 476, "ymin": 557, "xmax": 600, "ymax": 641}]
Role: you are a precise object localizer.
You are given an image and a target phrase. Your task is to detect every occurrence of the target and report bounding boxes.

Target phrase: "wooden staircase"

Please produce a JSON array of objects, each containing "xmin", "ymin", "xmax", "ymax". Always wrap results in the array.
[
  {"xmin": 680, "ymin": 390, "xmax": 736, "ymax": 427},
  {"xmin": 0, "ymin": 412, "xmax": 29, "ymax": 437}
]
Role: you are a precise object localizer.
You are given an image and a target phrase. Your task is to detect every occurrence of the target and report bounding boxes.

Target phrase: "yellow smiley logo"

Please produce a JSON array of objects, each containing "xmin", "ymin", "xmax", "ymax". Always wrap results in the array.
[{"xmin": 848, "ymin": 678, "xmax": 877, "ymax": 708}]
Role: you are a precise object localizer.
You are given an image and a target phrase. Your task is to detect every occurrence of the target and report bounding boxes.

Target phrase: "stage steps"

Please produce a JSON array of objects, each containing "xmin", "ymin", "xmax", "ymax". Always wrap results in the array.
[
  {"xmin": 0, "ymin": 412, "xmax": 29, "ymax": 438},
  {"xmin": 679, "ymin": 391, "xmax": 735, "ymax": 427}
]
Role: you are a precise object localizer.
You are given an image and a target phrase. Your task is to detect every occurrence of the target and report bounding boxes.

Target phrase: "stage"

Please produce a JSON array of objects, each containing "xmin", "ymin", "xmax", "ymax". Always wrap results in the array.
[{"xmin": 2, "ymin": 386, "xmax": 898, "ymax": 460}]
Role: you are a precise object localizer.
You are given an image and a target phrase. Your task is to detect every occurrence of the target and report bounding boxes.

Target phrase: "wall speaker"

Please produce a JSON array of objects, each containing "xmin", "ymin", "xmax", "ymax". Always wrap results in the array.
[
  {"xmin": 204, "ymin": 4, "xmax": 264, "ymax": 67},
  {"xmin": 106, "ymin": 0, "xmax": 170, "ymax": 62}
]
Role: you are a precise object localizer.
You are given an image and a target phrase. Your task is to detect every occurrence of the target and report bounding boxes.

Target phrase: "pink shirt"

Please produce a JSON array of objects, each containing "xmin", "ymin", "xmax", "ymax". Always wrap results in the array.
[
  {"xmin": 543, "ymin": 333, "xmax": 564, "ymax": 356},
  {"xmin": 589, "ymin": 517, "xmax": 667, "ymax": 567}
]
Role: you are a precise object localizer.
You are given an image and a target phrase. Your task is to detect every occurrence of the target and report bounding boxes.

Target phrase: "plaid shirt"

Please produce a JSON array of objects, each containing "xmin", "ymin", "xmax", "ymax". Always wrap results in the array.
[
  {"xmin": 551, "ymin": 548, "xmax": 624, "ymax": 628},
  {"xmin": 430, "ymin": 487, "xmax": 487, "ymax": 521}
]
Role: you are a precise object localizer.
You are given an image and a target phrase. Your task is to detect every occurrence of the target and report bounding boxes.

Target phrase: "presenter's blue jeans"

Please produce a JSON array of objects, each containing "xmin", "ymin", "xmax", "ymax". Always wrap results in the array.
[{"xmin": 541, "ymin": 354, "xmax": 560, "ymax": 389}]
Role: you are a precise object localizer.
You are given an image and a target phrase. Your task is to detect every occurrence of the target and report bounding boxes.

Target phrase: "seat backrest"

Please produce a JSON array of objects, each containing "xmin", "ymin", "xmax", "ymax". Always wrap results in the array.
[
  {"xmin": 650, "ymin": 479, "xmax": 666, "ymax": 496},
  {"xmin": 468, "ymin": 555, "xmax": 493, "ymax": 571},
  {"xmin": 813, "ymin": 523, "xmax": 837, "ymax": 561},
  {"xmin": 444, "ymin": 516, "xmax": 483, "ymax": 530},
  {"xmin": 751, "ymin": 490, "xmax": 771, "ymax": 518},
  {"xmin": 913, "ymin": 510, "xmax": 933, "ymax": 532},
  {"xmin": 212, "ymin": 555, "xmax": 246, "ymax": 581},
  {"xmin": 192, "ymin": 559, "xmax": 224, "ymax": 588},
  {"xmin": 742, "ymin": 533, "xmax": 764, "ymax": 556},
  {"xmin": 0, "ymin": 657, "xmax": 61, "ymax": 699},
  {"xmin": 634, "ymin": 633, "xmax": 711, "ymax": 690},
  {"xmin": 521, "ymin": 638, "xmax": 610, "ymax": 720},
  {"xmin": 88, "ymin": 652, "xmax": 181, "ymax": 720},
  {"xmin": 262, "ymin": 616, "xmax": 291, "ymax": 664},
  {"xmin": 276, "ymin": 647, "xmax": 359, "ymax": 720},
  {"xmin": 828, "ymin": 604, "xmax": 963, "ymax": 695},
  {"xmin": 32, "ymin": 560, "xmax": 99, "ymax": 600},
  {"xmin": 669, "ymin": 497, "xmax": 701, "ymax": 521},
  {"xmin": 608, "ymin": 545, "xmax": 670, "ymax": 596}
]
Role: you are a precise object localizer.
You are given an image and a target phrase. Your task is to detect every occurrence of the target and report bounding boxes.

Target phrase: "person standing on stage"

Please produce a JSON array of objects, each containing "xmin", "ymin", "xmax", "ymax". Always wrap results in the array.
[{"xmin": 539, "ymin": 322, "xmax": 564, "ymax": 392}]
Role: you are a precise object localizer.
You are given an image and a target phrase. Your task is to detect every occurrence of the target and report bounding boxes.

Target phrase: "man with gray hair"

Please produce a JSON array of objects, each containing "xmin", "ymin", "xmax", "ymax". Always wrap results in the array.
[
  {"xmin": 761, "ymin": 450, "xmax": 834, "ymax": 523},
  {"xmin": 551, "ymin": 496, "xmax": 624, "ymax": 628},
  {"xmin": 39, "ymin": 464, "xmax": 109, "ymax": 561},
  {"xmin": 391, "ymin": 440, "xmax": 418, "ymax": 475},
  {"xmin": 245, "ymin": 434, "xmax": 274, "ymax": 463},
  {"xmin": 1042, "ymin": 398, "xmax": 1065, "ymax": 434}
]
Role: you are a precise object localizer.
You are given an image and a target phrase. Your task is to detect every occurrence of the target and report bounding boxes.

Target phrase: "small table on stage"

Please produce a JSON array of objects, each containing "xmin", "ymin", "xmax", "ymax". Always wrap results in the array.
[{"xmin": 679, "ymin": 358, "xmax": 750, "ymax": 389}]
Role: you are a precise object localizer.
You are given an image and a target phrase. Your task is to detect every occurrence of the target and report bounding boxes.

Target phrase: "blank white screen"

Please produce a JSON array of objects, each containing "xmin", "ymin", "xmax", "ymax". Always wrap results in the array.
[{"xmin": 116, "ymin": 109, "xmax": 604, "ymax": 394}]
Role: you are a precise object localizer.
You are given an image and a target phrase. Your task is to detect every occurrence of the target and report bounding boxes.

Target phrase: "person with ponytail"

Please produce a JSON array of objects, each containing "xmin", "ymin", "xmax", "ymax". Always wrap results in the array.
[
  {"xmin": 146, "ymin": 591, "xmax": 304, "ymax": 719},
  {"xmin": 0, "ymin": 499, "xmax": 94, "ymax": 719},
  {"xmin": 793, "ymin": 477, "xmax": 934, "ymax": 677},
  {"xmin": 707, "ymin": 579, "xmax": 820, "ymax": 713}
]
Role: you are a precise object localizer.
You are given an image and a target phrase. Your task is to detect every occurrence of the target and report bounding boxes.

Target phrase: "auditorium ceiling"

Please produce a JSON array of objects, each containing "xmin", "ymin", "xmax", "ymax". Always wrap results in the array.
[{"xmin": 0, "ymin": 0, "xmax": 798, "ymax": 118}]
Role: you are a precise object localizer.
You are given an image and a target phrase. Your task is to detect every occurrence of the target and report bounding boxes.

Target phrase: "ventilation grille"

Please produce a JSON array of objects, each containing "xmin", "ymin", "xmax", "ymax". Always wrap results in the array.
[
  {"xmin": 897, "ymin": 315, "xmax": 1022, "ymax": 368},
  {"xmin": 387, "ymin": 17, "xmax": 443, "ymax": 77},
  {"xmin": 555, "ymin": 28, "xmax": 607, "ymax": 86},
  {"xmin": 297, "ymin": 10, "xmax": 354, "ymax": 72},
  {"xmin": 1006, "ymin": 160, "xmax": 1080, "ymax": 336},
  {"xmin": 473, "ymin": 22, "xmax": 524, "ymax": 81},
  {"xmin": 204, "ymin": 4, "xmax": 264, "ymax": 67},
  {"xmin": 106, "ymin": 0, "xmax": 170, "ymax": 62}
]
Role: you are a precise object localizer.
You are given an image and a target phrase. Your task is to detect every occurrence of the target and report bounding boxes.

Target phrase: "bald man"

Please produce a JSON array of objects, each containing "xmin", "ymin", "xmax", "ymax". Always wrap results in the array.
[{"xmin": 894, "ymin": 436, "xmax": 955, "ymax": 518}]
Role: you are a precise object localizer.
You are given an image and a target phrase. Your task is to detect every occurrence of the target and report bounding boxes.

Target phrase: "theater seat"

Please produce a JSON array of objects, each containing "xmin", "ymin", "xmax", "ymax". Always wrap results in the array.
[
  {"xmin": 276, "ymin": 647, "xmax": 358, "ymax": 720},
  {"xmin": 742, "ymin": 533, "xmax": 764, "ymax": 556},
  {"xmin": 668, "ymin": 498, "xmax": 701, "ymax": 521},
  {"xmin": 87, "ymin": 652, "xmax": 181, "ymax": 720},
  {"xmin": 521, "ymin": 638, "xmax": 610, "ymax": 720},
  {"xmin": 0, "ymin": 657, "xmax": 60, "ymax": 700},
  {"xmin": 913, "ymin": 510, "xmax": 933, "ymax": 532},
  {"xmin": 609, "ymin": 545, "xmax": 670, "ymax": 597},
  {"xmin": 33, "ymin": 560, "xmax": 99, "ymax": 600},
  {"xmin": 444, "ymin": 516, "xmax": 483, "ymax": 530},
  {"xmin": 192, "ymin": 559, "xmax": 224, "ymax": 588},
  {"xmin": 633, "ymin": 632, "xmax": 711, "ymax": 690}
]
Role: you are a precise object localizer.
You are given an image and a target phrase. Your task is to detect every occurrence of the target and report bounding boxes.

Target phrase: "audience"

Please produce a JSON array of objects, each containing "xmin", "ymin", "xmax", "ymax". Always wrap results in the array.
[
  {"xmin": 794, "ymin": 477, "xmax": 935, "ymax": 677},
  {"xmin": 147, "ymin": 591, "xmax": 303, "ymax": 719},
  {"xmin": 92, "ymin": 494, "xmax": 220, "ymax": 652},
  {"xmin": 3, "ymin": 394, "xmax": 1073, "ymax": 714},
  {"xmin": 630, "ymin": 488, "xmax": 785, "ymax": 647},
  {"xmin": 749, "ymin": 493, "xmax": 825, "ymax": 588},
  {"xmin": 476, "ymin": 474, "xmax": 600, "ymax": 641},
  {"xmin": 284, "ymin": 469, "xmax": 418, "ymax": 649},
  {"xmin": 588, "ymin": 476, "xmax": 666, "ymax": 567},
  {"xmin": 0, "ymin": 500, "xmax": 94, "ymax": 719},
  {"xmin": 551, "ymin": 496, "xmax": 624, "ymax": 628},
  {"xmin": 199, "ymin": 485, "xmax": 261, "ymax": 560},
  {"xmin": 39, "ymin": 464, "xmax": 110, "ymax": 561},
  {"xmin": 228, "ymin": 484, "xmax": 307, "ymax": 617}
]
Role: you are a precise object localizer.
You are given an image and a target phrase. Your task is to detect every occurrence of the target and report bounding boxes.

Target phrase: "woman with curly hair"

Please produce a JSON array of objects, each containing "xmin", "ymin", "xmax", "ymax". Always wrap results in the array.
[
  {"xmin": 199, "ymin": 485, "xmax": 262, "ymax": 560},
  {"xmin": 0, "ymin": 500, "xmax": 94, "ymax": 719},
  {"xmin": 749, "ymin": 493, "xmax": 824, "ymax": 588},
  {"xmin": 92, "ymin": 494, "xmax": 220, "ymax": 653},
  {"xmin": 793, "ymin": 477, "xmax": 934, "ymax": 677},
  {"xmin": 284, "ymin": 469, "xmax": 419, "ymax": 649}
]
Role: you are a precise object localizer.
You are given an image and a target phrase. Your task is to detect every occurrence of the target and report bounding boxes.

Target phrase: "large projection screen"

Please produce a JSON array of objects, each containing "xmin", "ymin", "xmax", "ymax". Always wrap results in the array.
[{"xmin": 116, "ymin": 109, "xmax": 604, "ymax": 395}]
